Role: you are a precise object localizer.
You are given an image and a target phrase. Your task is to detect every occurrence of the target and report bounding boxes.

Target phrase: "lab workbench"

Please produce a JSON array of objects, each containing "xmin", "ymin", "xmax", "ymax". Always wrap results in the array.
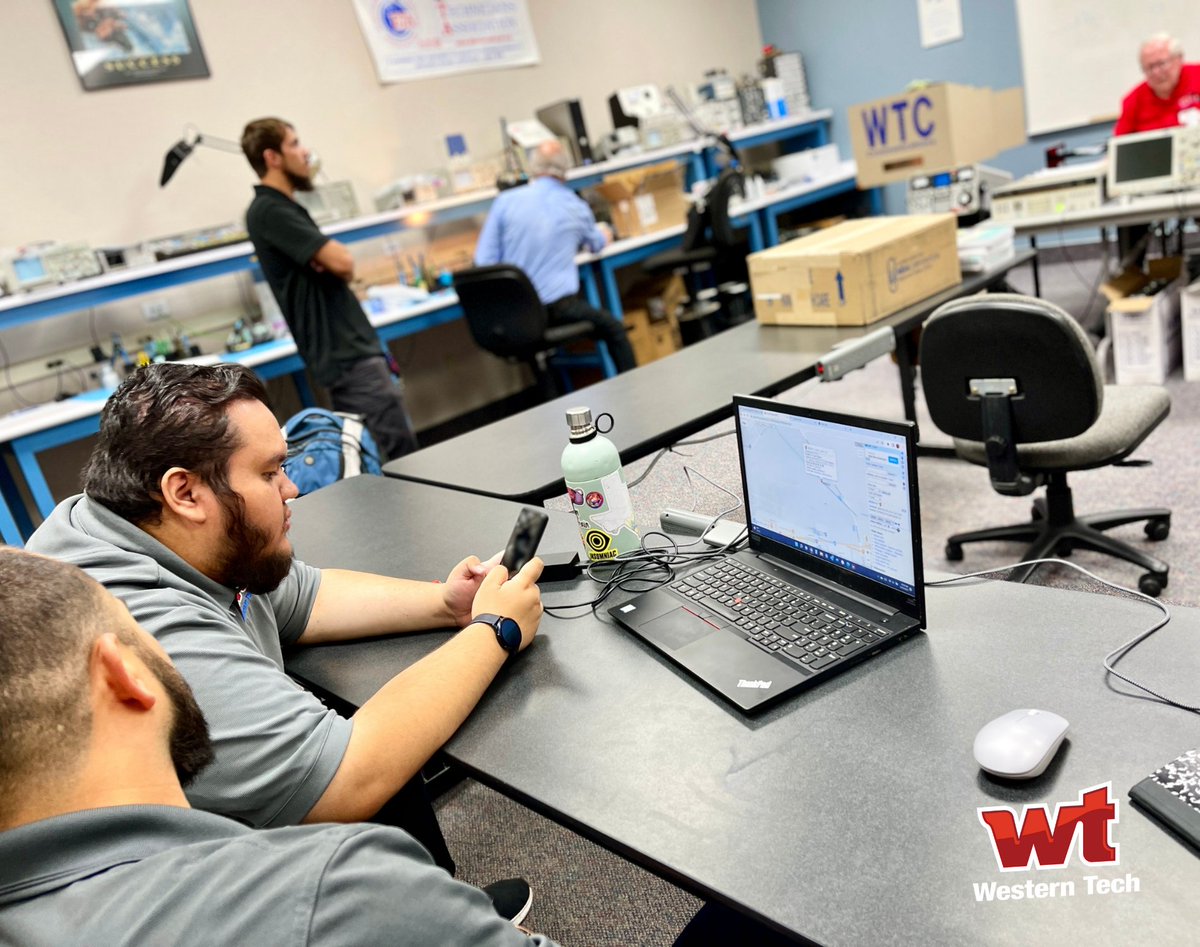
[{"xmin": 0, "ymin": 113, "xmax": 862, "ymax": 544}]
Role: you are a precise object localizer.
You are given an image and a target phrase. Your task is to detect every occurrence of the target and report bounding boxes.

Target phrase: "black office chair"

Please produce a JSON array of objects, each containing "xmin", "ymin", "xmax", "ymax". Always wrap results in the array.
[
  {"xmin": 642, "ymin": 167, "xmax": 750, "ymax": 342},
  {"xmin": 453, "ymin": 265, "xmax": 597, "ymax": 400},
  {"xmin": 919, "ymin": 293, "xmax": 1171, "ymax": 596},
  {"xmin": 643, "ymin": 167, "xmax": 750, "ymax": 289}
]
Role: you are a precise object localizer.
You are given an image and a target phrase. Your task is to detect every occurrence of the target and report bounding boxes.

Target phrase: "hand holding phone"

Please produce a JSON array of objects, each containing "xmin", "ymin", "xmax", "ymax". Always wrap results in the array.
[{"xmin": 501, "ymin": 508, "xmax": 550, "ymax": 573}]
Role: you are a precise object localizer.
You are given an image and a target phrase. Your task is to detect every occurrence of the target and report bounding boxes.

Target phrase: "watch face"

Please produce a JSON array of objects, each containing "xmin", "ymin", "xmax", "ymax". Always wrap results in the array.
[{"xmin": 498, "ymin": 617, "xmax": 523, "ymax": 652}]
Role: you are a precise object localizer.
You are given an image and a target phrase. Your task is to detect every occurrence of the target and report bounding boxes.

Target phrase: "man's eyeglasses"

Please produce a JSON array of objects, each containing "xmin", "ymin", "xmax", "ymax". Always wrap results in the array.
[{"xmin": 1143, "ymin": 55, "xmax": 1180, "ymax": 74}]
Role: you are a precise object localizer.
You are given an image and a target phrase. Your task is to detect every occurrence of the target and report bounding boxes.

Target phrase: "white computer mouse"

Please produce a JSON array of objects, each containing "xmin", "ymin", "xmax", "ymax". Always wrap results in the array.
[{"xmin": 973, "ymin": 709, "xmax": 1070, "ymax": 779}]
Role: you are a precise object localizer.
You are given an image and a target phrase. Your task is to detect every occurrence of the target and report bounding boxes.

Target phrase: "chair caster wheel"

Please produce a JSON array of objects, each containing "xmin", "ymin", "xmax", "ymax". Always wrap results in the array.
[
  {"xmin": 1138, "ymin": 573, "xmax": 1166, "ymax": 597},
  {"xmin": 1055, "ymin": 541, "xmax": 1073, "ymax": 557},
  {"xmin": 945, "ymin": 542, "xmax": 963, "ymax": 562},
  {"xmin": 1145, "ymin": 518, "xmax": 1170, "ymax": 541}
]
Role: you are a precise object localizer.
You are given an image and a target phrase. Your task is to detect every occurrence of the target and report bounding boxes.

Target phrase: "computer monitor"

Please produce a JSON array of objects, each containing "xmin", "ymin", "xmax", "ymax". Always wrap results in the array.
[
  {"xmin": 534, "ymin": 99, "xmax": 593, "ymax": 166},
  {"xmin": 1107, "ymin": 127, "xmax": 1181, "ymax": 197}
]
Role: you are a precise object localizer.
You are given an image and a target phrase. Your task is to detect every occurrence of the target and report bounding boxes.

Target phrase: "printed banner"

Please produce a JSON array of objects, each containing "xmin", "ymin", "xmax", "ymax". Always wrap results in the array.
[{"xmin": 352, "ymin": 0, "xmax": 539, "ymax": 84}]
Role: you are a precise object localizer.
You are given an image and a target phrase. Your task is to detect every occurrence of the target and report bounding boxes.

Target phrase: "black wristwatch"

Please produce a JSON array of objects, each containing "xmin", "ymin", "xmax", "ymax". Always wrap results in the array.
[{"xmin": 471, "ymin": 613, "xmax": 523, "ymax": 654}]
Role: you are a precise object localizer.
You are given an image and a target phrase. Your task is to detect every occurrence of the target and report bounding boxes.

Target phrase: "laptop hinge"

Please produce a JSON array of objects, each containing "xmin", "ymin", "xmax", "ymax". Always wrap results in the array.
[{"xmin": 754, "ymin": 552, "xmax": 896, "ymax": 618}]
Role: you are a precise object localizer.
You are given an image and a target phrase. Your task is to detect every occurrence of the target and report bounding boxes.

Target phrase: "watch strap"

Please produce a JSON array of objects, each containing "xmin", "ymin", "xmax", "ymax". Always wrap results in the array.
[{"xmin": 470, "ymin": 613, "xmax": 520, "ymax": 654}]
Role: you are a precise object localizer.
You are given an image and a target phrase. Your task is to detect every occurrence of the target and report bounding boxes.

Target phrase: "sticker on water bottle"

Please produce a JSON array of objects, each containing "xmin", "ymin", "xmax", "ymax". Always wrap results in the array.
[
  {"xmin": 566, "ymin": 469, "xmax": 639, "ymax": 561},
  {"xmin": 583, "ymin": 528, "xmax": 615, "ymax": 558}
]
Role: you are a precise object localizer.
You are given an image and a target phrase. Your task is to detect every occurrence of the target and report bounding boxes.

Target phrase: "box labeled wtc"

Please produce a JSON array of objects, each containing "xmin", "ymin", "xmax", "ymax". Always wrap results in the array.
[{"xmin": 848, "ymin": 83, "xmax": 1025, "ymax": 188}]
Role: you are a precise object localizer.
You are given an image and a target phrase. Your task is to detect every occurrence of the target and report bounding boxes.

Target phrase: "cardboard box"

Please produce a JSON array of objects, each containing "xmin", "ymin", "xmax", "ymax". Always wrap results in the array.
[
  {"xmin": 595, "ymin": 161, "xmax": 689, "ymax": 239},
  {"xmin": 847, "ymin": 83, "xmax": 1026, "ymax": 188},
  {"xmin": 621, "ymin": 274, "xmax": 685, "ymax": 365},
  {"xmin": 1182, "ymin": 276, "xmax": 1200, "ymax": 381},
  {"xmin": 1103, "ymin": 258, "xmax": 1184, "ymax": 385},
  {"xmin": 748, "ymin": 215, "xmax": 961, "ymax": 327},
  {"xmin": 624, "ymin": 306, "xmax": 682, "ymax": 365}
]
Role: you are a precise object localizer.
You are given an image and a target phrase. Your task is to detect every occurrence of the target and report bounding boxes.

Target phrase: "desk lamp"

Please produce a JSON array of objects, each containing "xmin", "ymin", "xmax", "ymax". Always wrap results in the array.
[{"xmin": 159, "ymin": 125, "xmax": 244, "ymax": 186}]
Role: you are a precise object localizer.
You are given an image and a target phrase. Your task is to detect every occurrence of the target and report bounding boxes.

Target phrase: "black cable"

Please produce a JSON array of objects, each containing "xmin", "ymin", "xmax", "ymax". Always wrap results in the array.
[
  {"xmin": 626, "ymin": 447, "xmax": 669, "ymax": 489},
  {"xmin": 548, "ymin": 426, "xmax": 744, "ymax": 612},
  {"xmin": 543, "ymin": 526, "xmax": 748, "ymax": 617},
  {"xmin": 626, "ymin": 427, "xmax": 736, "ymax": 490}
]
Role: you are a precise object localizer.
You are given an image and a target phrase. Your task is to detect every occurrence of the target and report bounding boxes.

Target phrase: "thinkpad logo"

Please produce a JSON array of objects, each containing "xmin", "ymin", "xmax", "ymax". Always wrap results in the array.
[{"xmin": 737, "ymin": 679, "xmax": 772, "ymax": 689}]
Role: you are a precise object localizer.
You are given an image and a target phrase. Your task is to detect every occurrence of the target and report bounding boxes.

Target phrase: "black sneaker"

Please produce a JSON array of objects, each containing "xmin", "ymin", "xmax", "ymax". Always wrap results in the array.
[{"xmin": 483, "ymin": 878, "xmax": 533, "ymax": 926}]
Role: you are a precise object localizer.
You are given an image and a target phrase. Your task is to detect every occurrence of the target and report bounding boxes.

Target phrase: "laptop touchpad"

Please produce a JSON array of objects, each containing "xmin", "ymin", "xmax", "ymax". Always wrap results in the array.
[{"xmin": 641, "ymin": 606, "xmax": 726, "ymax": 651}]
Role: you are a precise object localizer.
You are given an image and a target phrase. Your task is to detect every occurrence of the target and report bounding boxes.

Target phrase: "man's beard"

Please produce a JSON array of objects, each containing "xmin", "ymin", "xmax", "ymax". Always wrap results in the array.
[
  {"xmin": 286, "ymin": 167, "xmax": 314, "ymax": 192},
  {"xmin": 210, "ymin": 492, "xmax": 294, "ymax": 595},
  {"xmin": 125, "ymin": 636, "xmax": 215, "ymax": 788}
]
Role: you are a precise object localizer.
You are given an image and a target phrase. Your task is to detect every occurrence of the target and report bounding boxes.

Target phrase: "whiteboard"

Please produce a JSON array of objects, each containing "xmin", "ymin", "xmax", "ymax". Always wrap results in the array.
[{"xmin": 1015, "ymin": 0, "xmax": 1200, "ymax": 135}]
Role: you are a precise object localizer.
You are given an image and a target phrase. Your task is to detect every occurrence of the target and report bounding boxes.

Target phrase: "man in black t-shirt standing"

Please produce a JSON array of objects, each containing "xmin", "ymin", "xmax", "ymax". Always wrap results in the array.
[{"xmin": 241, "ymin": 118, "xmax": 417, "ymax": 459}]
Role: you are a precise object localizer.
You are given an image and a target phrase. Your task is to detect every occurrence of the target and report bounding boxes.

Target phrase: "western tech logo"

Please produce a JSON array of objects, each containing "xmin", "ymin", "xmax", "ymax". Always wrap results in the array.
[
  {"xmin": 972, "ymin": 784, "xmax": 1140, "ymax": 903},
  {"xmin": 978, "ymin": 784, "xmax": 1117, "ymax": 871}
]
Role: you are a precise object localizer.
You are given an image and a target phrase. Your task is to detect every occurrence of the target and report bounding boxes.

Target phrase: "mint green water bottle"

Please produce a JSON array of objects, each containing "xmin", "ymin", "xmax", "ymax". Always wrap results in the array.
[{"xmin": 562, "ymin": 407, "xmax": 641, "ymax": 561}]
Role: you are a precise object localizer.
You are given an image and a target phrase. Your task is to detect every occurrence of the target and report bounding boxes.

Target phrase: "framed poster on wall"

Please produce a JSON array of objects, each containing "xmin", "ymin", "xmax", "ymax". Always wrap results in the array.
[{"xmin": 53, "ymin": 0, "xmax": 210, "ymax": 91}]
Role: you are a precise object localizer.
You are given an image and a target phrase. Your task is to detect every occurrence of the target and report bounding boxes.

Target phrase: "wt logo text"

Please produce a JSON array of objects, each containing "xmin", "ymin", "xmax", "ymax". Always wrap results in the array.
[{"xmin": 977, "ymin": 783, "xmax": 1119, "ymax": 871}]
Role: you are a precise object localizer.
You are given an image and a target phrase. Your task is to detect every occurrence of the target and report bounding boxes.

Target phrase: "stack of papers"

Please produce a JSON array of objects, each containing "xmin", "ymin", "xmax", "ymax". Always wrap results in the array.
[{"xmin": 957, "ymin": 222, "xmax": 1015, "ymax": 273}]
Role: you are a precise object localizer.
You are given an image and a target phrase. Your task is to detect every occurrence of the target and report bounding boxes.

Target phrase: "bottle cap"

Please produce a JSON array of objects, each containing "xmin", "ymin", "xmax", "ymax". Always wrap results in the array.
[{"xmin": 565, "ymin": 406, "xmax": 595, "ymax": 440}]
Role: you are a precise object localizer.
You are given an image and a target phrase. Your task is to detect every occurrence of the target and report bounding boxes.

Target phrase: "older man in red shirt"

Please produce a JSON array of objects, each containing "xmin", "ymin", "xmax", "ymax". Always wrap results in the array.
[
  {"xmin": 1114, "ymin": 33, "xmax": 1200, "ymax": 135},
  {"xmin": 1112, "ymin": 33, "xmax": 1200, "ymax": 267}
]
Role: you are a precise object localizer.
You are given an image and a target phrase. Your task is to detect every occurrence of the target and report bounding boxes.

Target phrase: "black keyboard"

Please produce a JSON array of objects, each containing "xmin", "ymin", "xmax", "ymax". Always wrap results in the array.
[{"xmin": 673, "ymin": 559, "xmax": 891, "ymax": 674}]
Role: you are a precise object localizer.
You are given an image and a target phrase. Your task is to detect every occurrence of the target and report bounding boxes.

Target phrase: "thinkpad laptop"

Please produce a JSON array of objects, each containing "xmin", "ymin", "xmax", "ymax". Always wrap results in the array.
[{"xmin": 609, "ymin": 395, "xmax": 926, "ymax": 713}]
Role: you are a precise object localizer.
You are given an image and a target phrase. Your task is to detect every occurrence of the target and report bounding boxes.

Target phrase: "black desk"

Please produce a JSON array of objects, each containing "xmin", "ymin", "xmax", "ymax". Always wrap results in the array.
[
  {"xmin": 286, "ymin": 475, "xmax": 1199, "ymax": 944},
  {"xmin": 384, "ymin": 253, "xmax": 1034, "ymax": 503}
]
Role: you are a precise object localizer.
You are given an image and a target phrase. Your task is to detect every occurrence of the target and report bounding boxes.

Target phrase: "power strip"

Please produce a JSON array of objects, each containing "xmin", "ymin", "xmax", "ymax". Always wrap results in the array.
[{"xmin": 659, "ymin": 508, "xmax": 717, "ymax": 536}]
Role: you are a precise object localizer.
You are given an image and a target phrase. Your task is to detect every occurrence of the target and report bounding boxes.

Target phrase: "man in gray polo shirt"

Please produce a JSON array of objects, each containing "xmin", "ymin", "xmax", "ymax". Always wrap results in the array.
[
  {"xmin": 0, "ymin": 549, "xmax": 555, "ymax": 946},
  {"xmin": 26, "ymin": 362, "xmax": 543, "ymax": 917},
  {"xmin": 0, "ymin": 550, "xmax": 788, "ymax": 946}
]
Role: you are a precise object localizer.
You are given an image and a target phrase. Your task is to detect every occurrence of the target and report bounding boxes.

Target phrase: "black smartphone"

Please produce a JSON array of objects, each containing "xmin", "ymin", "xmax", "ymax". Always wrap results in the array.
[{"xmin": 501, "ymin": 508, "xmax": 550, "ymax": 573}]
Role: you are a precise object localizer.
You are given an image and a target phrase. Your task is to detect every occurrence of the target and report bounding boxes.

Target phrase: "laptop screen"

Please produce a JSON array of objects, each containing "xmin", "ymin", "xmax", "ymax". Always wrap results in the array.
[{"xmin": 733, "ymin": 396, "xmax": 924, "ymax": 615}]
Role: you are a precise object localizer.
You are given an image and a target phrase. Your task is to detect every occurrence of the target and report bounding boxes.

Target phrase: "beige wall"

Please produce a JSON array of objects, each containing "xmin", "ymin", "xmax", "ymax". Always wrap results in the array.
[
  {"xmin": 2, "ymin": 0, "xmax": 763, "ymax": 248},
  {"xmin": 0, "ymin": 0, "xmax": 762, "ymax": 441}
]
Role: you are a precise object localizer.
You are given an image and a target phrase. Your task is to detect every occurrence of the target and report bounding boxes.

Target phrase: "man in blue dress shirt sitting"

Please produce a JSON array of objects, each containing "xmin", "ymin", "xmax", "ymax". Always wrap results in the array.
[{"xmin": 475, "ymin": 140, "xmax": 637, "ymax": 373}]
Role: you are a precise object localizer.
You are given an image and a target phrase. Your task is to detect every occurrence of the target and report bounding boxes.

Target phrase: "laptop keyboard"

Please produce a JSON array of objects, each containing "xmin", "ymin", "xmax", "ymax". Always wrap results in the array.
[{"xmin": 673, "ymin": 559, "xmax": 891, "ymax": 674}]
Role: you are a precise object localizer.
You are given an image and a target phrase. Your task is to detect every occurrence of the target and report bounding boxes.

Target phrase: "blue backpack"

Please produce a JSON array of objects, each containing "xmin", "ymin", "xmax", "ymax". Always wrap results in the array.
[{"xmin": 282, "ymin": 408, "xmax": 383, "ymax": 496}]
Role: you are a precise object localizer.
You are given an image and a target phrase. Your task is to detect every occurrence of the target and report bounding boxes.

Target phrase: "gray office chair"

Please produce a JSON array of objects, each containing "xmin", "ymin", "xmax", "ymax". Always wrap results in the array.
[
  {"xmin": 919, "ymin": 293, "xmax": 1171, "ymax": 596},
  {"xmin": 453, "ymin": 265, "xmax": 596, "ymax": 400}
]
